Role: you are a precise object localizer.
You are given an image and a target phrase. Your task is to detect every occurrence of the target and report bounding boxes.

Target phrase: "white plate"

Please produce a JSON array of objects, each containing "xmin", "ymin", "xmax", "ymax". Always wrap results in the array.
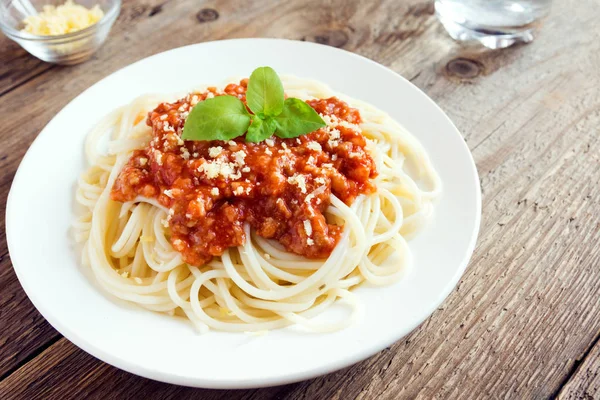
[{"xmin": 6, "ymin": 39, "xmax": 481, "ymax": 388}]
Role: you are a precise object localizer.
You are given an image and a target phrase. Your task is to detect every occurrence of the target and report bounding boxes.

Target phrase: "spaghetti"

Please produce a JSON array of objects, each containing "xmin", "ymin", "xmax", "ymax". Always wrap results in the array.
[{"xmin": 74, "ymin": 76, "xmax": 441, "ymax": 333}]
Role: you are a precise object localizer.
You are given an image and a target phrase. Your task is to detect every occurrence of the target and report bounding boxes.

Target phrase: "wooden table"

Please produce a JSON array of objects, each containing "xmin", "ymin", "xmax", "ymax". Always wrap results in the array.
[{"xmin": 1, "ymin": 0, "xmax": 599, "ymax": 398}]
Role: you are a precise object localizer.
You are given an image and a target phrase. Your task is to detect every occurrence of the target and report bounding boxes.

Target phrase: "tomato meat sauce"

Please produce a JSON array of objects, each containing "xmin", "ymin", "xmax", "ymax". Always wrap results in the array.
[{"xmin": 111, "ymin": 80, "xmax": 377, "ymax": 266}]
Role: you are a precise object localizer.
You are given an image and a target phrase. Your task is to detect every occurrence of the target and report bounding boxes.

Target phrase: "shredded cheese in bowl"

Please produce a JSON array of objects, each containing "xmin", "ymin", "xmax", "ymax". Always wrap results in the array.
[{"xmin": 21, "ymin": 0, "xmax": 104, "ymax": 36}]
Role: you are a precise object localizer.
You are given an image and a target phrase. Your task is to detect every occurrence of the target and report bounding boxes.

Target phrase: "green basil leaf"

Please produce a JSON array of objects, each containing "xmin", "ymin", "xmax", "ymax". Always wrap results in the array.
[
  {"xmin": 246, "ymin": 66, "xmax": 284, "ymax": 117},
  {"xmin": 182, "ymin": 95, "xmax": 251, "ymax": 141},
  {"xmin": 246, "ymin": 116, "xmax": 277, "ymax": 143},
  {"xmin": 274, "ymin": 98, "xmax": 326, "ymax": 138}
]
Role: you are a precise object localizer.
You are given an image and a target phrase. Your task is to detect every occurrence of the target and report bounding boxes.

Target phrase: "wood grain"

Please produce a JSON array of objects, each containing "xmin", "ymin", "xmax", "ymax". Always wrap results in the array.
[
  {"xmin": 1, "ymin": 0, "xmax": 600, "ymax": 398},
  {"xmin": 558, "ymin": 336, "xmax": 600, "ymax": 399},
  {"xmin": 0, "ymin": 35, "xmax": 53, "ymax": 97}
]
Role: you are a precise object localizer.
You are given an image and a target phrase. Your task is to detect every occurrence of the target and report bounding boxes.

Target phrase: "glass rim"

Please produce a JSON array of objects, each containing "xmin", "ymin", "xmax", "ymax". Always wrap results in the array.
[{"xmin": 0, "ymin": 0, "xmax": 121, "ymax": 42}]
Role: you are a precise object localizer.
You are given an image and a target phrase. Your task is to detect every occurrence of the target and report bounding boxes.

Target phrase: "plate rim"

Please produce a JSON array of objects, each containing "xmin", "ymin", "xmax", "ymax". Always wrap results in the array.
[{"xmin": 6, "ymin": 38, "xmax": 481, "ymax": 389}]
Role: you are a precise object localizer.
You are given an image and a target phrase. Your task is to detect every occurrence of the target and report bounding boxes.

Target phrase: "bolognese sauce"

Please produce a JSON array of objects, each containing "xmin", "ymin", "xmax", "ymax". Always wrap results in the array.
[{"xmin": 111, "ymin": 80, "xmax": 377, "ymax": 266}]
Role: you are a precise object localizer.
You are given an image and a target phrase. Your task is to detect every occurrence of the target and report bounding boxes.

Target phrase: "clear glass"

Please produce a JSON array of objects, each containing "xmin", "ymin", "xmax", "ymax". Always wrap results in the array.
[
  {"xmin": 0, "ymin": 0, "xmax": 121, "ymax": 65},
  {"xmin": 435, "ymin": 0, "xmax": 552, "ymax": 49}
]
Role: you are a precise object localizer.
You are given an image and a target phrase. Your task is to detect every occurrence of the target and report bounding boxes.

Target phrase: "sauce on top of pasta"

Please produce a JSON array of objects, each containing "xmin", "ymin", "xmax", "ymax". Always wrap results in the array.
[{"xmin": 111, "ymin": 79, "xmax": 377, "ymax": 266}]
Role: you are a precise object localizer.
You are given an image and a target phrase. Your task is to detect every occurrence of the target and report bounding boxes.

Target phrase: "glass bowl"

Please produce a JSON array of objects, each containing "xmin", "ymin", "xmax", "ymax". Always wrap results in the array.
[{"xmin": 0, "ymin": 0, "xmax": 121, "ymax": 65}]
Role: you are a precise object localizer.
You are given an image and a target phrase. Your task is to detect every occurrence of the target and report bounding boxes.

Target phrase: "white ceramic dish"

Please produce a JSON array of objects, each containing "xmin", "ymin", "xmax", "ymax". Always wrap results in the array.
[{"xmin": 6, "ymin": 39, "xmax": 481, "ymax": 389}]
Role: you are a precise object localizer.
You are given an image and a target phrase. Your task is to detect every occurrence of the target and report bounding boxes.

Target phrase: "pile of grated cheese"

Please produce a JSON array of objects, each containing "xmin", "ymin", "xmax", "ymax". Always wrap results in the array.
[{"xmin": 21, "ymin": 0, "xmax": 104, "ymax": 36}]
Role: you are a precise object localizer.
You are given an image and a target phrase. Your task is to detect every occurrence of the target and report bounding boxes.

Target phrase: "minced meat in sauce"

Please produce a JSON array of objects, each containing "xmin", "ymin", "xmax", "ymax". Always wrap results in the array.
[{"xmin": 111, "ymin": 79, "xmax": 377, "ymax": 266}]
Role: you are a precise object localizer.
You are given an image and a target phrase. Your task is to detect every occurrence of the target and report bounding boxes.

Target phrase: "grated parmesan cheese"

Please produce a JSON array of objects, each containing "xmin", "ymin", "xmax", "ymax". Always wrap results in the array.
[
  {"xmin": 303, "ymin": 220, "xmax": 313, "ymax": 236},
  {"xmin": 208, "ymin": 146, "xmax": 223, "ymax": 158},
  {"xmin": 21, "ymin": 0, "xmax": 104, "ymax": 36},
  {"xmin": 180, "ymin": 147, "xmax": 190, "ymax": 160},
  {"xmin": 163, "ymin": 121, "xmax": 175, "ymax": 132},
  {"xmin": 287, "ymin": 174, "xmax": 307, "ymax": 193},
  {"xmin": 232, "ymin": 150, "xmax": 247, "ymax": 166},
  {"xmin": 327, "ymin": 128, "xmax": 341, "ymax": 148},
  {"xmin": 198, "ymin": 159, "xmax": 239, "ymax": 180},
  {"xmin": 320, "ymin": 113, "xmax": 360, "ymax": 131},
  {"xmin": 210, "ymin": 187, "xmax": 219, "ymax": 196},
  {"xmin": 306, "ymin": 142, "xmax": 322, "ymax": 152}
]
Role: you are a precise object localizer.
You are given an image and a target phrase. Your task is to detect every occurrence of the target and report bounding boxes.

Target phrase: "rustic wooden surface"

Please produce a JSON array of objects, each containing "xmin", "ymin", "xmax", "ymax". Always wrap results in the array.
[
  {"xmin": 558, "ymin": 338, "xmax": 600, "ymax": 400},
  {"xmin": 1, "ymin": 0, "xmax": 599, "ymax": 398}
]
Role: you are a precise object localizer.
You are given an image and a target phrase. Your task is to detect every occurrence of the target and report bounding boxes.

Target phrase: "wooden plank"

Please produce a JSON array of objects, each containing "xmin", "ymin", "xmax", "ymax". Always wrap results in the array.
[
  {"xmin": 0, "ymin": 339, "xmax": 294, "ymax": 400},
  {"xmin": 0, "ymin": 35, "xmax": 53, "ymax": 97},
  {"xmin": 1, "ymin": 0, "xmax": 600, "ymax": 398},
  {"xmin": 0, "ymin": 257, "xmax": 61, "ymax": 379},
  {"xmin": 0, "ymin": 104, "xmax": 62, "ymax": 377},
  {"xmin": 558, "ymin": 336, "xmax": 600, "ymax": 400}
]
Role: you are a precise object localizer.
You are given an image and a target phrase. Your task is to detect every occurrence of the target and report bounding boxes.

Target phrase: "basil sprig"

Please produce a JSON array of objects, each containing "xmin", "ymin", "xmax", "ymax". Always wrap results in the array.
[
  {"xmin": 182, "ymin": 67, "xmax": 326, "ymax": 143},
  {"xmin": 246, "ymin": 66, "xmax": 284, "ymax": 118},
  {"xmin": 181, "ymin": 95, "xmax": 251, "ymax": 141}
]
